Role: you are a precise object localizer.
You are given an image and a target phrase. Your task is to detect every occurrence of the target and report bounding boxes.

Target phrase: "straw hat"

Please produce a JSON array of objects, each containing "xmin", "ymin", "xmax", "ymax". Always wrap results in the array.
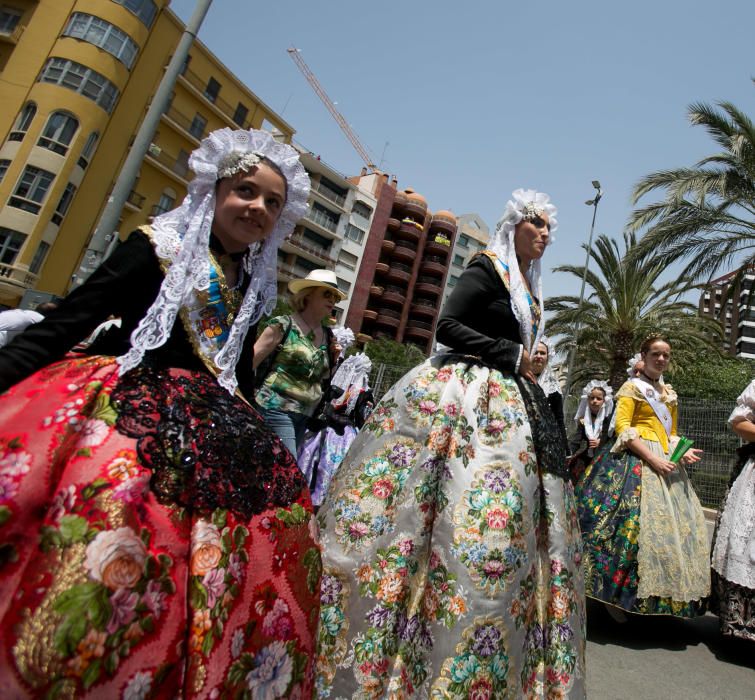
[{"xmin": 288, "ymin": 269, "xmax": 347, "ymax": 300}]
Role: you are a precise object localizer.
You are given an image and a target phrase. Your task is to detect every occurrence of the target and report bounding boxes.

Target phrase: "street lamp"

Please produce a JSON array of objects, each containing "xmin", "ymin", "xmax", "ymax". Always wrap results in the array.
[{"xmin": 564, "ymin": 180, "xmax": 603, "ymax": 396}]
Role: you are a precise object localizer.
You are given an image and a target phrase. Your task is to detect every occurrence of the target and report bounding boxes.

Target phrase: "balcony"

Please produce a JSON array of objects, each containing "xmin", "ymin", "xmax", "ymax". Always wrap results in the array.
[
  {"xmin": 430, "ymin": 214, "xmax": 457, "ymax": 235},
  {"xmin": 278, "ymin": 263, "xmax": 322, "ymax": 281},
  {"xmin": 369, "ymin": 284, "xmax": 384, "ymax": 297},
  {"xmin": 125, "ymin": 190, "xmax": 146, "ymax": 211},
  {"xmin": 145, "ymin": 148, "xmax": 189, "ymax": 184},
  {"xmin": 161, "ymin": 105, "xmax": 202, "ymax": 141},
  {"xmin": 386, "ymin": 263, "xmax": 412, "ymax": 284},
  {"xmin": 382, "ymin": 287, "xmax": 405, "ymax": 306},
  {"xmin": 313, "ymin": 180, "xmax": 347, "ymax": 208},
  {"xmin": 376, "ymin": 308, "xmax": 401, "ymax": 328},
  {"xmin": 415, "ymin": 276, "xmax": 442, "ymax": 296},
  {"xmin": 0, "ymin": 262, "xmax": 38, "ymax": 295},
  {"xmin": 410, "ymin": 301, "xmax": 436, "ymax": 318},
  {"xmin": 363, "ymin": 309, "xmax": 378, "ymax": 321},
  {"xmin": 396, "ymin": 219, "xmax": 422, "ymax": 243},
  {"xmin": 404, "ymin": 198, "xmax": 427, "ymax": 219},
  {"xmin": 304, "ymin": 207, "xmax": 339, "ymax": 234},
  {"xmin": 424, "ymin": 238, "xmax": 452, "ymax": 257},
  {"xmin": 387, "ymin": 217, "xmax": 400, "ymax": 231},
  {"xmin": 0, "ymin": 23, "xmax": 24, "ymax": 45},
  {"xmin": 381, "ymin": 239, "xmax": 396, "ymax": 254},
  {"xmin": 375, "ymin": 262, "xmax": 389, "ymax": 275},
  {"xmin": 178, "ymin": 68, "xmax": 251, "ymax": 128},
  {"xmin": 405, "ymin": 319, "xmax": 433, "ymax": 340},
  {"xmin": 284, "ymin": 232, "xmax": 335, "ymax": 264},
  {"xmin": 421, "ymin": 257, "xmax": 447, "ymax": 277},
  {"xmin": 357, "ymin": 332, "xmax": 373, "ymax": 344},
  {"xmin": 392, "ymin": 241, "xmax": 417, "ymax": 264}
]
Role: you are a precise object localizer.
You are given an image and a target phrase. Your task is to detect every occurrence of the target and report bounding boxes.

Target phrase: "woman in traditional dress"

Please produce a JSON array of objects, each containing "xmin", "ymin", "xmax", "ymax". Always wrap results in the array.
[
  {"xmin": 711, "ymin": 380, "xmax": 755, "ymax": 641},
  {"xmin": 576, "ymin": 335, "xmax": 709, "ymax": 618},
  {"xmin": 568, "ymin": 380, "xmax": 613, "ymax": 483},
  {"xmin": 0, "ymin": 129, "xmax": 322, "ymax": 698},
  {"xmin": 253, "ymin": 269, "xmax": 345, "ymax": 454},
  {"xmin": 315, "ymin": 189, "xmax": 585, "ymax": 699},
  {"xmin": 531, "ymin": 336, "xmax": 566, "ymax": 443},
  {"xmin": 298, "ymin": 352, "xmax": 374, "ymax": 507}
]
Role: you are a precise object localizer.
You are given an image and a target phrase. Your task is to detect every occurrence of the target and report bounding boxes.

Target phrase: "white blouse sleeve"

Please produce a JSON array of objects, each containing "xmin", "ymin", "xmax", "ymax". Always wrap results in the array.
[{"xmin": 729, "ymin": 379, "xmax": 755, "ymax": 425}]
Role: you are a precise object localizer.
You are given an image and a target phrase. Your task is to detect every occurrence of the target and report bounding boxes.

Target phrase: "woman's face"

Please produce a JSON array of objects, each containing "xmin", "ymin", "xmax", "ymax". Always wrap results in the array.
[
  {"xmin": 642, "ymin": 341, "xmax": 671, "ymax": 379},
  {"xmin": 305, "ymin": 286, "xmax": 340, "ymax": 320},
  {"xmin": 212, "ymin": 163, "xmax": 286, "ymax": 253},
  {"xmin": 514, "ymin": 212, "xmax": 551, "ymax": 265},
  {"xmin": 531, "ymin": 342, "xmax": 549, "ymax": 375},
  {"xmin": 588, "ymin": 389, "xmax": 605, "ymax": 415}
]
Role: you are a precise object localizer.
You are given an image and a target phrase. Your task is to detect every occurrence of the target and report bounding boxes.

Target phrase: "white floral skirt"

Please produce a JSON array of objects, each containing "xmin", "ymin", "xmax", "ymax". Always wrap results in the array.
[{"xmin": 315, "ymin": 357, "xmax": 586, "ymax": 699}]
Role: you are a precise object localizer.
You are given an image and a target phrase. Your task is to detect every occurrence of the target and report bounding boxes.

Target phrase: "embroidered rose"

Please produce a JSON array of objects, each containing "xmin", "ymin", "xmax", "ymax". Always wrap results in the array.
[
  {"xmin": 107, "ymin": 587, "xmax": 139, "ymax": 634},
  {"xmin": 203, "ymin": 567, "xmax": 227, "ymax": 608},
  {"xmin": 85, "ymin": 527, "xmax": 147, "ymax": 590},
  {"xmin": 245, "ymin": 641, "xmax": 293, "ymax": 699},
  {"xmin": 0, "ymin": 449, "xmax": 31, "ymax": 476},
  {"xmin": 190, "ymin": 520, "xmax": 223, "ymax": 576},
  {"xmin": 123, "ymin": 670, "xmax": 152, "ymax": 700},
  {"xmin": 231, "ymin": 629, "xmax": 245, "ymax": 659},
  {"xmin": 76, "ymin": 418, "xmax": 110, "ymax": 448},
  {"xmin": 486, "ymin": 508, "xmax": 509, "ymax": 530},
  {"xmin": 371, "ymin": 478, "xmax": 394, "ymax": 500}
]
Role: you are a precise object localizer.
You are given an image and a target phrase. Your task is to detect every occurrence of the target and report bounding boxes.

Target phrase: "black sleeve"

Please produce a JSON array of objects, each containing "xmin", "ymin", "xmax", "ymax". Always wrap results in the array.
[
  {"xmin": 548, "ymin": 391, "xmax": 568, "ymax": 446},
  {"xmin": 0, "ymin": 231, "xmax": 159, "ymax": 392},
  {"xmin": 568, "ymin": 421, "xmax": 586, "ymax": 455},
  {"xmin": 436, "ymin": 256, "xmax": 523, "ymax": 372},
  {"xmin": 354, "ymin": 389, "xmax": 375, "ymax": 429}
]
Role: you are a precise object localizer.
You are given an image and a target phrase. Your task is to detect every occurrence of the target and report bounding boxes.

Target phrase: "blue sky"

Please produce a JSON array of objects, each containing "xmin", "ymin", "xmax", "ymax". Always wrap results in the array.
[{"xmin": 170, "ymin": 0, "xmax": 754, "ymax": 302}]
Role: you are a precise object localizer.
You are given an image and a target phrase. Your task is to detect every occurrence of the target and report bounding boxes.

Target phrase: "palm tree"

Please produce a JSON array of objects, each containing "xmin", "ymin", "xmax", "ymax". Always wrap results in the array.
[
  {"xmin": 546, "ymin": 232, "xmax": 723, "ymax": 392},
  {"xmin": 628, "ymin": 94, "xmax": 755, "ymax": 283}
]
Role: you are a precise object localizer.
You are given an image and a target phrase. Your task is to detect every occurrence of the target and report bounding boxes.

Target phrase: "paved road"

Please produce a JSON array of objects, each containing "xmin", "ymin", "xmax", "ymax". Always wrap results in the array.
[{"xmin": 585, "ymin": 516, "xmax": 755, "ymax": 699}]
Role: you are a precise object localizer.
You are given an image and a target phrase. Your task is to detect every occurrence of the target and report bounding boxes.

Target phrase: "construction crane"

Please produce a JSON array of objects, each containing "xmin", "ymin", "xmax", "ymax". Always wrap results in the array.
[{"xmin": 287, "ymin": 46, "xmax": 377, "ymax": 171}]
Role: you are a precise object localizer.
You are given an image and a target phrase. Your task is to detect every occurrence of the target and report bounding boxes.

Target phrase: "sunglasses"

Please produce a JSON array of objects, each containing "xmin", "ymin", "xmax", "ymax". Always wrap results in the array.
[{"xmin": 322, "ymin": 289, "xmax": 340, "ymax": 301}]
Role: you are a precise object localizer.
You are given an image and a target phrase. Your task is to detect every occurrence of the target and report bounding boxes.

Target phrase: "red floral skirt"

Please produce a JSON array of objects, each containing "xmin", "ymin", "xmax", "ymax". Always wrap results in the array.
[{"xmin": 0, "ymin": 356, "xmax": 321, "ymax": 698}]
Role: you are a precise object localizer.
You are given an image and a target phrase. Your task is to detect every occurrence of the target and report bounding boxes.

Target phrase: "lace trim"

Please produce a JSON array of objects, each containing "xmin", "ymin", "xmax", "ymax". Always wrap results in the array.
[{"xmin": 611, "ymin": 426, "xmax": 639, "ymax": 452}]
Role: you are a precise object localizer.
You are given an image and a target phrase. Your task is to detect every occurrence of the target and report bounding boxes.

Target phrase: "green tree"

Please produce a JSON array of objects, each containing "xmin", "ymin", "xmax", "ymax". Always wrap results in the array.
[
  {"xmin": 546, "ymin": 232, "xmax": 724, "ymax": 392},
  {"xmin": 666, "ymin": 354, "xmax": 754, "ymax": 401},
  {"xmin": 361, "ymin": 337, "xmax": 426, "ymax": 371},
  {"xmin": 628, "ymin": 92, "xmax": 755, "ymax": 283}
]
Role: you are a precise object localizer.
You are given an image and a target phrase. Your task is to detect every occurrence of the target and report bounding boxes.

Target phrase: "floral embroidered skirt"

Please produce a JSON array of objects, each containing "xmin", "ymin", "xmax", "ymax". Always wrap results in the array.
[
  {"xmin": 711, "ymin": 458, "xmax": 755, "ymax": 641},
  {"xmin": 576, "ymin": 439, "xmax": 709, "ymax": 617},
  {"xmin": 298, "ymin": 425, "xmax": 358, "ymax": 506},
  {"xmin": 0, "ymin": 356, "xmax": 321, "ymax": 698},
  {"xmin": 315, "ymin": 357, "xmax": 586, "ymax": 699}
]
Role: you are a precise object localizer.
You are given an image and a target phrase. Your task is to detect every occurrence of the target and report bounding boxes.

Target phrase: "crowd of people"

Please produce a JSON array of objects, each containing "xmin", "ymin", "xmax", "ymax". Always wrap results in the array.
[{"xmin": 0, "ymin": 127, "xmax": 751, "ymax": 698}]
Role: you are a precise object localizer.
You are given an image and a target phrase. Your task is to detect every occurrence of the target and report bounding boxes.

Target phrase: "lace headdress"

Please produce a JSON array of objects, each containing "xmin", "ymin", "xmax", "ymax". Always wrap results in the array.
[
  {"xmin": 117, "ymin": 128, "xmax": 310, "ymax": 393},
  {"xmin": 331, "ymin": 352, "xmax": 372, "ymax": 414},
  {"xmin": 574, "ymin": 379, "xmax": 613, "ymax": 425},
  {"xmin": 488, "ymin": 188, "xmax": 557, "ymax": 353},
  {"xmin": 332, "ymin": 326, "xmax": 356, "ymax": 359},
  {"xmin": 626, "ymin": 352, "xmax": 643, "ymax": 378},
  {"xmin": 535, "ymin": 334, "xmax": 562, "ymax": 396}
]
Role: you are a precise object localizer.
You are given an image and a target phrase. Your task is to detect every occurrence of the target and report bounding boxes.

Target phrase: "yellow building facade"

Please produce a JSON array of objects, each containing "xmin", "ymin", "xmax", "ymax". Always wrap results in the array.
[{"xmin": 0, "ymin": 0, "xmax": 293, "ymax": 306}]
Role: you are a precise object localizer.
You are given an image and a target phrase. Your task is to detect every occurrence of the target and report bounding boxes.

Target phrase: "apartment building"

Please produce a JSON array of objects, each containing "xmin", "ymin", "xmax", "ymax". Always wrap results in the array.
[
  {"xmin": 441, "ymin": 212, "xmax": 489, "ymax": 307},
  {"xmin": 699, "ymin": 266, "xmax": 755, "ymax": 358}
]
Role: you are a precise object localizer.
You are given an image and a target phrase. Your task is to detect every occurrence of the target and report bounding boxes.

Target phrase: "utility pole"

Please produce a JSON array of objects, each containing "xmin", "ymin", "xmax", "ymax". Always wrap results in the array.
[
  {"xmin": 564, "ymin": 180, "xmax": 603, "ymax": 397},
  {"xmin": 71, "ymin": 0, "xmax": 214, "ymax": 287}
]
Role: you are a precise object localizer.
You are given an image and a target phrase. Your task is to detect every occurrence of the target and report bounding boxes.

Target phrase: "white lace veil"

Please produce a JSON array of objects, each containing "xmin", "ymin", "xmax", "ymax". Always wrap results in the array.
[
  {"xmin": 487, "ymin": 189, "xmax": 557, "ymax": 353},
  {"xmin": 331, "ymin": 352, "xmax": 372, "ymax": 414},
  {"xmin": 117, "ymin": 128, "xmax": 310, "ymax": 393},
  {"xmin": 535, "ymin": 335, "xmax": 562, "ymax": 396},
  {"xmin": 332, "ymin": 326, "xmax": 356, "ymax": 359}
]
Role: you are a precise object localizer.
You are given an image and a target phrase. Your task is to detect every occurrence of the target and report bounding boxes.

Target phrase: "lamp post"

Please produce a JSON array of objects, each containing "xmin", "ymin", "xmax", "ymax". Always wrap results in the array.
[{"xmin": 564, "ymin": 180, "xmax": 603, "ymax": 397}]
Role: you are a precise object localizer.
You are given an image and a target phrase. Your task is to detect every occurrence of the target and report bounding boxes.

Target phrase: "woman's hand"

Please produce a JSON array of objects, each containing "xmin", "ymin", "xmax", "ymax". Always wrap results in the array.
[
  {"xmin": 518, "ymin": 350, "xmax": 537, "ymax": 383},
  {"xmin": 648, "ymin": 456, "xmax": 676, "ymax": 475},
  {"xmin": 588, "ymin": 437, "xmax": 600, "ymax": 449},
  {"xmin": 680, "ymin": 447, "xmax": 703, "ymax": 465}
]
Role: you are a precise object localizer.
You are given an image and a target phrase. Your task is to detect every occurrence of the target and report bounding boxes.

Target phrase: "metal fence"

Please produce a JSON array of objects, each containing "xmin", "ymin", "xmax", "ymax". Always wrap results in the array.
[{"xmin": 369, "ymin": 363, "xmax": 737, "ymax": 510}]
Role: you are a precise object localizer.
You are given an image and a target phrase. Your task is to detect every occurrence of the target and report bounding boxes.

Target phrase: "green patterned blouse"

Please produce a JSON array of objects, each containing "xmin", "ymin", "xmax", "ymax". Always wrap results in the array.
[{"xmin": 255, "ymin": 315, "xmax": 330, "ymax": 415}]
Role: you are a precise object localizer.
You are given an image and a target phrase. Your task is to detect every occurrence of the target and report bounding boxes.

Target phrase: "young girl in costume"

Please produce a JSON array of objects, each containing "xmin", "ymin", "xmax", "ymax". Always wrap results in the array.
[
  {"xmin": 0, "ymin": 129, "xmax": 322, "ymax": 698},
  {"xmin": 568, "ymin": 380, "xmax": 613, "ymax": 483},
  {"xmin": 711, "ymin": 379, "xmax": 755, "ymax": 641},
  {"xmin": 576, "ymin": 335, "xmax": 709, "ymax": 619},
  {"xmin": 314, "ymin": 189, "xmax": 585, "ymax": 698}
]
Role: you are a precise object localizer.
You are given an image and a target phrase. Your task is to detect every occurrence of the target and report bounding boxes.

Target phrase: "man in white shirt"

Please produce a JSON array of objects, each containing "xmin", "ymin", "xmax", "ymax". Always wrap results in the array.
[{"xmin": 0, "ymin": 302, "xmax": 58, "ymax": 348}]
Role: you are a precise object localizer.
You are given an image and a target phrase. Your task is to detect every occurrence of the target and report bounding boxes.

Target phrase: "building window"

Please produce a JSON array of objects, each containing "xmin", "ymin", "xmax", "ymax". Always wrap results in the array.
[
  {"xmin": 232, "ymin": 102, "xmax": 248, "ymax": 126},
  {"xmin": 0, "ymin": 227, "xmax": 26, "ymax": 265},
  {"xmin": 338, "ymin": 250, "xmax": 359, "ymax": 271},
  {"xmin": 308, "ymin": 201, "xmax": 339, "ymax": 232},
  {"xmin": 0, "ymin": 159, "xmax": 9, "ymax": 184},
  {"xmin": 9, "ymin": 166, "xmax": 55, "ymax": 214},
  {"xmin": 52, "ymin": 183, "xmax": 77, "ymax": 225},
  {"xmin": 38, "ymin": 112, "xmax": 79, "ymax": 156},
  {"xmin": 458, "ymin": 234, "xmax": 470, "ymax": 248},
  {"xmin": 9, "ymin": 102, "xmax": 36, "ymax": 141},
  {"xmin": 345, "ymin": 224, "xmax": 365, "ymax": 244},
  {"xmin": 110, "ymin": 0, "xmax": 157, "ymax": 28},
  {"xmin": 0, "ymin": 6, "xmax": 22, "ymax": 35},
  {"xmin": 39, "ymin": 58, "xmax": 120, "ymax": 113},
  {"xmin": 204, "ymin": 77, "xmax": 221, "ymax": 103},
  {"xmin": 29, "ymin": 241, "xmax": 50, "ymax": 275},
  {"xmin": 63, "ymin": 13, "xmax": 139, "ymax": 69},
  {"xmin": 336, "ymin": 277, "xmax": 351, "ymax": 293},
  {"xmin": 189, "ymin": 113, "xmax": 207, "ymax": 139},
  {"xmin": 151, "ymin": 191, "xmax": 175, "ymax": 217},
  {"xmin": 175, "ymin": 149, "xmax": 190, "ymax": 177},
  {"xmin": 453, "ymin": 254, "xmax": 464, "ymax": 267},
  {"xmin": 353, "ymin": 201, "xmax": 372, "ymax": 219},
  {"xmin": 448, "ymin": 274, "xmax": 460, "ymax": 287},
  {"xmin": 78, "ymin": 131, "xmax": 99, "ymax": 168}
]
